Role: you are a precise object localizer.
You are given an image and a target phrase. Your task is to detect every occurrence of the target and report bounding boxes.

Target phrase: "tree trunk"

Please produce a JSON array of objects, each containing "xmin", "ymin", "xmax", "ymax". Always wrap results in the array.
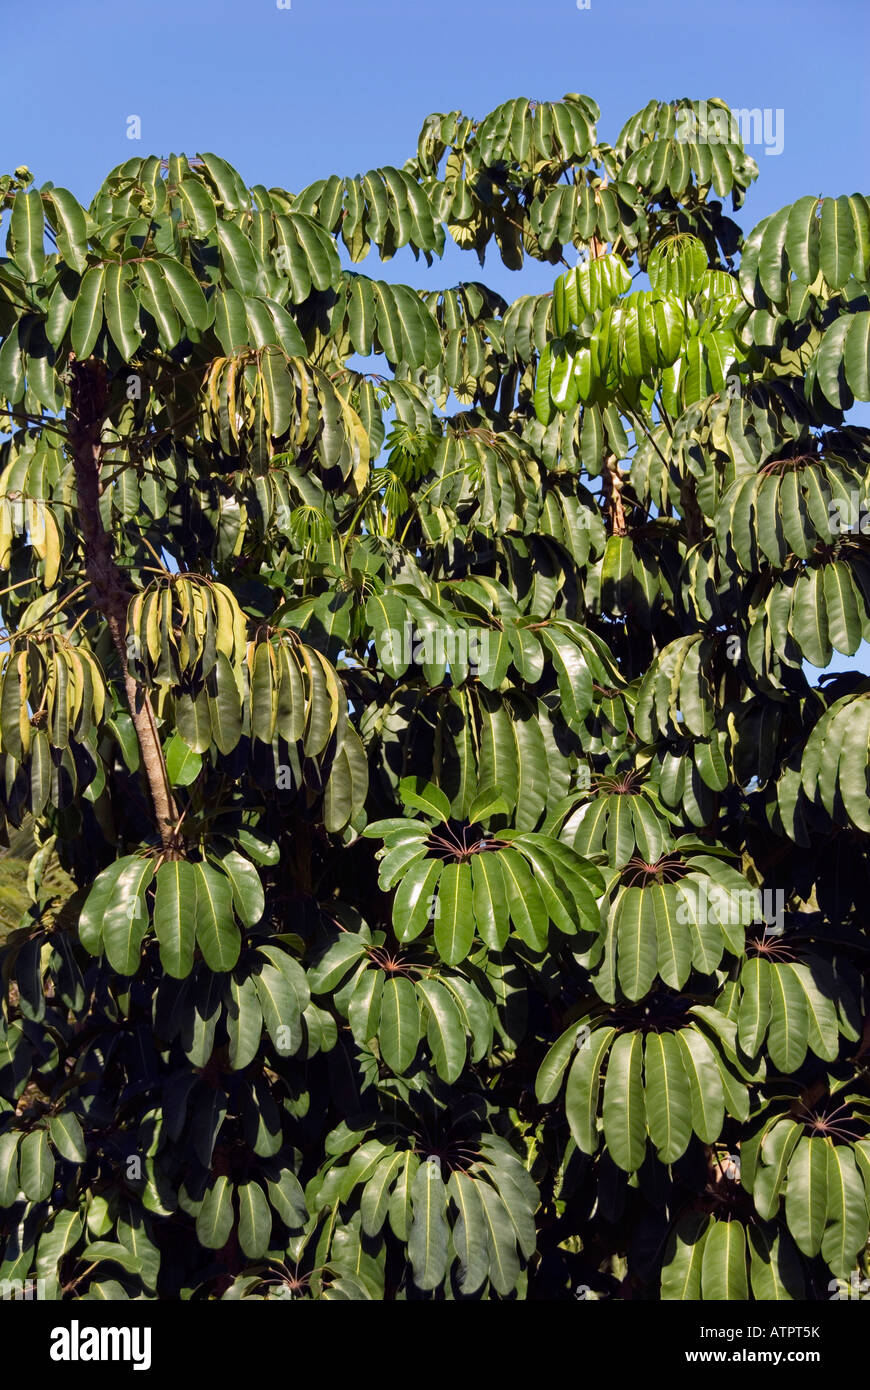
[
  {"xmin": 68, "ymin": 359, "xmax": 178, "ymax": 849},
  {"xmin": 603, "ymin": 452, "xmax": 628, "ymax": 536}
]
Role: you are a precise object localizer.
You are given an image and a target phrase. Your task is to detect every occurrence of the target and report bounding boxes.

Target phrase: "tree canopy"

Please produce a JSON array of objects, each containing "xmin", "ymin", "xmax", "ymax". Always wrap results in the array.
[{"xmin": 0, "ymin": 93, "xmax": 869, "ymax": 1301}]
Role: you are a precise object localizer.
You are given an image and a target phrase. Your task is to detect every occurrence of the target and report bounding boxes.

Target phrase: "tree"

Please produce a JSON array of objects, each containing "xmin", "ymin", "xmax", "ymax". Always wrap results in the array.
[{"xmin": 0, "ymin": 94, "xmax": 868, "ymax": 1302}]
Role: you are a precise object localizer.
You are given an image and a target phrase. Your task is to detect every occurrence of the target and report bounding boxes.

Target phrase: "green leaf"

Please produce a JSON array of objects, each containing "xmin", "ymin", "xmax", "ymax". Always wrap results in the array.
[
  {"xmin": 398, "ymin": 776, "xmax": 451, "ymax": 822},
  {"xmin": 844, "ymin": 312, "xmax": 870, "ymax": 401},
  {"xmin": 307, "ymin": 934, "xmax": 366, "ymax": 1000},
  {"xmin": 164, "ymin": 732, "xmax": 202, "ymax": 786},
  {"xmin": 602, "ymin": 1030, "xmax": 646, "ymax": 1171},
  {"xmin": 0, "ymin": 1131, "xmax": 21, "ymax": 1206},
  {"xmin": 0, "ymin": 320, "xmax": 24, "ymax": 401},
  {"xmin": 416, "ymin": 978, "xmax": 465, "ymax": 1082},
  {"xmin": 820, "ymin": 195, "xmax": 857, "ymax": 288},
  {"xmin": 101, "ymin": 857, "xmax": 155, "ymax": 975},
  {"xmin": 81, "ymin": 1241, "xmax": 143, "ymax": 1275},
  {"xmin": 193, "ymin": 861, "xmax": 241, "ymax": 972},
  {"xmin": 737, "ymin": 956, "xmax": 771, "ymax": 1055},
  {"xmin": 216, "ymin": 220, "xmax": 261, "ymax": 296},
  {"xmin": 227, "ymin": 974, "xmax": 263, "ymax": 1070},
  {"xmin": 700, "ymin": 1219, "xmax": 748, "ymax": 1300},
  {"xmin": 433, "ymin": 861, "xmax": 475, "ymax": 964},
  {"xmin": 158, "ymin": 256, "xmax": 209, "ymax": 330},
  {"xmin": 476, "ymin": 1178, "xmax": 521, "ymax": 1295},
  {"xmin": 104, "ymin": 261, "xmax": 141, "ymax": 360},
  {"xmin": 361, "ymin": 1153, "xmax": 405, "ymax": 1237},
  {"xmin": 748, "ymin": 1225, "xmax": 804, "ymax": 1301},
  {"xmin": 821, "ymin": 1145, "xmax": 868, "ymax": 1279},
  {"xmin": 813, "ymin": 316, "xmax": 854, "ymax": 410},
  {"xmin": 36, "ymin": 1209, "xmax": 83, "ymax": 1290},
  {"xmin": 823, "ymin": 562, "xmax": 862, "ymax": 656},
  {"xmin": 79, "ymin": 853, "xmax": 144, "ymax": 956},
  {"xmin": 178, "ymin": 178, "xmax": 217, "ymax": 235},
  {"xmin": 9, "ymin": 189, "xmax": 45, "ymax": 281},
  {"xmin": 675, "ymin": 1026, "xmax": 725, "ymax": 1143},
  {"xmin": 449, "ymin": 1171, "xmax": 490, "ymax": 1294},
  {"xmin": 499, "ymin": 846, "xmax": 549, "ymax": 950},
  {"xmin": 785, "ymin": 1137, "xmax": 828, "ymax": 1257},
  {"xmin": 536, "ymin": 1023, "xmax": 581, "ymax": 1104},
  {"xmin": 138, "ymin": 257, "xmax": 180, "ymax": 346},
  {"xmin": 754, "ymin": 1119, "xmax": 802, "ymax": 1221},
  {"xmin": 46, "ymin": 188, "xmax": 89, "ymax": 274},
  {"xmin": 196, "ymin": 1176, "xmax": 234, "ymax": 1249},
  {"xmin": 218, "ymin": 849, "xmax": 265, "ymax": 927},
  {"xmin": 785, "ymin": 196, "xmax": 821, "ymax": 285},
  {"xmin": 565, "ymin": 1024, "xmax": 616, "ymax": 1153},
  {"xmin": 48, "ymin": 1112, "xmax": 86, "ymax": 1164},
  {"xmin": 837, "ymin": 697, "xmax": 870, "ymax": 832},
  {"xmin": 616, "ymin": 886, "xmax": 657, "ymax": 1001},
  {"xmin": 377, "ymin": 836, "xmax": 429, "ymax": 891},
  {"xmin": 379, "ymin": 976, "xmax": 420, "ymax": 1074},
  {"xmin": 234, "ymin": 828, "xmax": 280, "ymax": 866},
  {"xmin": 758, "ymin": 206, "xmax": 791, "ymax": 303},
  {"xmin": 651, "ymin": 882, "xmax": 691, "ymax": 990},
  {"xmin": 468, "ymin": 785, "xmax": 511, "ymax": 823},
  {"xmin": 237, "ymin": 1180, "xmax": 272, "ymax": 1259},
  {"xmin": 648, "ymin": 235, "xmax": 706, "ymax": 297},
  {"xmin": 153, "ymin": 859, "xmax": 197, "ymax": 979},
  {"xmin": 213, "ymin": 286, "xmax": 248, "ymax": 352},
  {"xmin": 767, "ymin": 962, "xmax": 808, "ymax": 1073},
  {"xmin": 256, "ymin": 947, "xmax": 308, "ymax": 1053},
  {"xmin": 510, "ymin": 837, "xmax": 579, "ymax": 939},
  {"xmin": 288, "ymin": 212, "xmax": 340, "ymax": 291},
  {"xmin": 267, "ymin": 1169, "xmax": 307, "ymax": 1229},
  {"xmin": 644, "ymin": 1031, "xmax": 692, "ymax": 1162},
  {"xmin": 534, "ymin": 342, "xmax": 554, "ymax": 423},
  {"xmin": 470, "ymin": 850, "xmax": 508, "ymax": 951},
  {"xmin": 206, "ymin": 651, "xmax": 243, "ymax": 754},
  {"xmin": 70, "ymin": 265, "xmax": 106, "ymax": 358},
  {"xmin": 348, "ymin": 967, "xmax": 383, "ymax": 1046},
  {"xmin": 19, "ymin": 1127, "xmax": 53, "ymax": 1201},
  {"xmin": 392, "ymin": 856, "xmax": 442, "ymax": 943},
  {"xmin": 660, "ymin": 1212, "xmax": 710, "ymax": 1300},
  {"xmin": 408, "ymin": 1157, "xmax": 448, "ymax": 1290}
]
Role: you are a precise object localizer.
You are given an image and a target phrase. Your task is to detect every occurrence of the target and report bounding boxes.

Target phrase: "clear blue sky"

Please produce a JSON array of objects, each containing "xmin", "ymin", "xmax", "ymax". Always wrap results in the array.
[
  {"xmin": 3, "ymin": 0, "xmax": 868, "ymax": 673},
  {"xmin": 5, "ymin": 0, "xmax": 868, "ymax": 303}
]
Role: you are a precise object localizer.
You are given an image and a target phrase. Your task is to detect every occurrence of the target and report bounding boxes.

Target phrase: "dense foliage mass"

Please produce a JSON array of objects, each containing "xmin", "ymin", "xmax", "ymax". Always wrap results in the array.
[{"xmin": 0, "ymin": 94, "xmax": 869, "ymax": 1300}]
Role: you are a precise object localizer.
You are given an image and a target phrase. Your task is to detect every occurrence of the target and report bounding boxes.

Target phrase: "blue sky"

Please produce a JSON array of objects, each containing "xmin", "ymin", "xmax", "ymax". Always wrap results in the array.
[
  {"xmin": 5, "ymin": 0, "xmax": 868, "ymax": 303},
  {"xmin": 2, "ymin": 0, "xmax": 868, "ymax": 673}
]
